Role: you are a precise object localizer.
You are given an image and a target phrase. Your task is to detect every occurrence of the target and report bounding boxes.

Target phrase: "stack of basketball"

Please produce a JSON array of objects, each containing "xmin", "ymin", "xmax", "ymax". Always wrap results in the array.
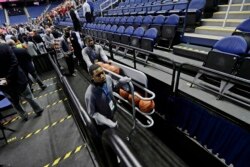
[
  {"xmin": 96, "ymin": 62, "xmax": 120, "ymax": 74},
  {"xmin": 119, "ymin": 89, "xmax": 155, "ymax": 113}
]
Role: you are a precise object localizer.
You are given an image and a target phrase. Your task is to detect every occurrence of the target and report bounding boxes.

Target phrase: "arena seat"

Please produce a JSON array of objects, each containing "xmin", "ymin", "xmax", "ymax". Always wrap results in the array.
[
  {"xmin": 113, "ymin": 26, "xmax": 126, "ymax": 43},
  {"xmin": 107, "ymin": 25, "xmax": 118, "ymax": 41},
  {"xmin": 161, "ymin": 14, "xmax": 180, "ymax": 49},
  {"xmin": 141, "ymin": 28, "xmax": 158, "ymax": 52},
  {"xmin": 147, "ymin": 2, "xmax": 161, "ymax": 15},
  {"xmin": 102, "ymin": 24, "xmax": 112, "ymax": 40},
  {"xmin": 141, "ymin": 15, "xmax": 153, "ymax": 30},
  {"xmin": 150, "ymin": 15, "xmax": 166, "ymax": 37},
  {"xmin": 185, "ymin": 0, "xmax": 206, "ymax": 26},
  {"xmin": 156, "ymin": 2, "xmax": 174, "ymax": 15},
  {"xmin": 120, "ymin": 26, "xmax": 135, "ymax": 45},
  {"xmin": 125, "ymin": 16, "xmax": 135, "ymax": 27},
  {"xmin": 131, "ymin": 27, "xmax": 145, "ymax": 48},
  {"xmin": 133, "ymin": 16, "xmax": 143, "ymax": 28},
  {"xmin": 168, "ymin": 0, "xmax": 188, "ymax": 14}
]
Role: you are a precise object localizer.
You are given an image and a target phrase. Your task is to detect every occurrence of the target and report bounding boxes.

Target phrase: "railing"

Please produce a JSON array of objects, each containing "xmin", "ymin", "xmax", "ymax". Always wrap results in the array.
[
  {"xmin": 100, "ymin": 0, "xmax": 120, "ymax": 16},
  {"xmin": 48, "ymin": 53, "xmax": 145, "ymax": 167}
]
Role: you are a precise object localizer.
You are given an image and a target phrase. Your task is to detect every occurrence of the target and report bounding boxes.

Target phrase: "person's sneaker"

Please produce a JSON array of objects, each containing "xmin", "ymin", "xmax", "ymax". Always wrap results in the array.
[
  {"xmin": 71, "ymin": 73, "xmax": 76, "ymax": 77},
  {"xmin": 36, "ymin": 109, "xmax": 44, "ymax": 116},
  {"xmin": 41, "ymin": 85, "xmax": 47, "ymax": 90}
]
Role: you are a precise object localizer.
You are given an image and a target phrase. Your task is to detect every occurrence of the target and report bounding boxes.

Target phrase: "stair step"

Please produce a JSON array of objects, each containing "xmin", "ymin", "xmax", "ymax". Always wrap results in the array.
[
  {"xmin": 195, "ymin": 26, "xmax": 235, "ymax": 36},
  {"xmin": 231, "ymin": 0, "xmax": 250, "ymax": 3},
  {"xmin": 201, "ymin": 19, "xmax": 244, "ymax": 27},
  {"xmin": 181, "ymin": 33, "xmax": 223, "ymax": 47},
  {"xmin": 218, "ymin": 3, "xmax": 250, "ymax": 11},
  {"xmin": 173, "ymin": 43, "xmax": 210, "ymax": 61},
  {"xmin": 213, "ymin": 11, "xmax": 250, "ymax": 19}
]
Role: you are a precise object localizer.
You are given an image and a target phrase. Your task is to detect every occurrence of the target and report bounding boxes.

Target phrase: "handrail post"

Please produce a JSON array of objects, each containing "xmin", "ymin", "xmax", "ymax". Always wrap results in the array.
[
  {"xmin": 240, "ymin": 0, "xmax": 246, "ymax": 11},
  {"xmin": 222, "ymin": 0, "xmax": 232, "ymax": 27}
]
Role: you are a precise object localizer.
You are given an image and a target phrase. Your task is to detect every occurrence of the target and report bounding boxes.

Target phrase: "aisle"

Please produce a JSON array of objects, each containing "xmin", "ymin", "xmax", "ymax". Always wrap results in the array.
[{"xmin": 0, "ymin": 71, "xmax": 95, "ymax": 167}]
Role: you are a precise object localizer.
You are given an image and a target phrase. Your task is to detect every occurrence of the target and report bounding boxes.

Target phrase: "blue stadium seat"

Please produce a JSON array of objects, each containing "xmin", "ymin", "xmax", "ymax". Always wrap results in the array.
[
  {"xmin": 133, "ymin": 16, "xmax": 143, "ymax": 28},
  {"xmin": 141, "ymin": 28, "xmax": 158, "ymax": 52},
  {"xmin": 131, "ymin": 27, "xmax": 145, "ymax": 48},
  {"xmin": 147, "ymin": 2, "xmax": 162, "ymax": 15},
  {"xmin": 150, "ymin": 15, "xmax": 166, "ymax": 37},
  {"xmin": 168, "ymin": 0, "xmax": 188, "ymax": 14},
  {"xmin": 156, "ymin": 2, "xmax": 174, "ymax": 15},
  {"xmin": 120, "ymin": 26, "xmax": 135, "ymax": 45},
  {"xmin": 119, "ymin": 16, "xmax": 128, "ymax": 26},
  {"xmin": 102, "ymin": 24, "xmax": 112, "ymax": 40},
  {"xmin": 185, "ymin": 0, "xmax": 206, "ymax": 26},
  {"xmin": 141, "ymin": 15, "xmax": 153, "ymax": 30},
  {"xmin": 125, "ymin": 16, "xmax": 135, "ymax": 27},
  {"xmin": 107, "ymin": 25, "xmax": 118, "ymax": 41},
  {"xmin": 161, "ymin": 14, "xmax": 180, "ymax": 49},
  {"xmin": 113, "ymin": 26, "xmax": 126, "ymax": 43}
]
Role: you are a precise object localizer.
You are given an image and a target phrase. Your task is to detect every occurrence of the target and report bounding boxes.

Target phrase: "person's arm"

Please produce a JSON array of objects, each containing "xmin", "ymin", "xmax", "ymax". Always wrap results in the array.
[
  {"xmin": 82, "ymin": 48, "xmax": 93, "ymax": 70},
  {"xmin": 98, "ymin": 45, "xmax": 109, "ymax": 63},
  {"xmin": 85, "ymin": 90, "xmax": 117, "ymax": 128},
  {"xmin": 75, "ymin": 32, "xmax": 84, "ymax": 48},
  {"xmin": 6, "ymin": 45, "xmax": 19, "ymax": 84}
]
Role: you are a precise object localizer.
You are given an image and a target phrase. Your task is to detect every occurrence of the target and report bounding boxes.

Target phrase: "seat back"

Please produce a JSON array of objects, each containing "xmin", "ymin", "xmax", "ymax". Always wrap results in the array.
[{"xmin": 237, "ymin": 57, "xmax": 250, "ymax": 80}]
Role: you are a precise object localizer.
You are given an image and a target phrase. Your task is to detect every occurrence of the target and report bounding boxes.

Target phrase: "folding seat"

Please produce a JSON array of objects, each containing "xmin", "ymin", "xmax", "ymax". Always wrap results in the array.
[
  {"xmin": 131, "ymin": 27, "xmax": 145, "ymax": 48},
  {"xmin": 135, "ymin": 0, "xmax": 142, "ymax": 4},
  {"xmin": 109, "ymin": 17, "xmax": 116, "ymax": 25},
  {"xmin": 156, "ymin": 2, "xmax": 174, "ymax": 15},
  {"xmin": 137, "ymin": 6, "xmax": 148, "ymax": 16},
  {"xmin": 119, "ymin": 16, "xmax": 127, "ymax": 26},
  {"xmin": 141, "ymin": 28, "xmax": 158, "ymax": 52},
  {"xmin": 114, "ymin": 17, "xmax": 121, "ymax": 25},
  {"xmin": 161, "ymin": 14, "xmax": 179, "ymax": 49},
  {"xmin": 133, "ymin": 16, "xmax": 143, "ymax": 28},
  {"xmin": 150, "ymin": 15, "xmax": 165, "ymax": 37},
  {"xmin": 106, "ymin": 25, "xmax": 118, "ymax": 41},
  {"xmin": 125, "ymin": 16, "xmax": 135, "ymax": 27},
  {"xmin": 88, "ymin": 24, "xmax": 96, "ymax": 37},
  {"xmin": 191, "ymin": 36, "xmax": 248, "ymax": 98},
  {"xmin": 130, "ymin": 4, "xmax": 144, "ymax": 16},
  {"xmin": 93, "ymin": 24, "xmax": 101, "ymax": 37},
  {"xmin": 113, "ymin": 26, "xmax": 126, "ymax": 43},
  {"xmin": 97, "ymin": 24, "xmax": 106, "ymax": 39},
  {"xmin": 185, "ymin": 0, "xmax": 206, "ymax": 26},
  {"xmin": 141, "ymin": 15, "xmax": 153, "ymax": 30},
  {"xmin": 168, "ymin": 0, "xmax": 188, "ymax": 14},
  {"xmin": 147, "ymin": 2, "xmax": 162, "ymax": 15},
  {"xmin": 232, "ymin": 18, "xmax": 250, "ymax": 54},
  {"xmin": 120, "ymin": 26, "xmax": 135, "ymax": 45},
  {"xmin": 102, "ymin": 24, "xmax": 112, "ymax": 40}
]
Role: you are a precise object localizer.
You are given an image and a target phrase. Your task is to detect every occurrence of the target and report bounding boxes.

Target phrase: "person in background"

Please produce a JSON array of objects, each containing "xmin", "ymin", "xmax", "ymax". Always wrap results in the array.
[
  {"xmin": 0, "ymin": 44, "xmax": 44, "ymax": 121},
  {"xmin": 82, "ymin": 0, "xmax": 92, "ymax": 23},
  {"xmin": 85, "ymin": 64, "xmax": 131, "ymax": 132},
  {"xmin": 82, "ymin": 35, "xmax": 110, "ymax": 70}
]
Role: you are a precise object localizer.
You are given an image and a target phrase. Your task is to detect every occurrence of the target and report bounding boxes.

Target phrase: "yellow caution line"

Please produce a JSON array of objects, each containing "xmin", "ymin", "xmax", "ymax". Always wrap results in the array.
[
  {"xmin": 43, "ymin": 144, "xmax": 86, "ymax": 167},
  {"xmin": 32, "ymin": 77, "xmax": 57, "ymax": 86},
  {"xmin": 22, "ymin": 88, "xmax": 63, "ymax": 104},
  {"xmin": 7, "ymin": 115, "xmax": 72, "ymax": 144},
  {"xmin": 219, "ymin": 3, "xmax": 250, "ymax": 7},
  {"xmin": 33, "ymin": 82, "xmax": 58, "ymax": 92},
  {"xmin": 3, "ymin": 98, "xmax": 68, "ymax": 126}
]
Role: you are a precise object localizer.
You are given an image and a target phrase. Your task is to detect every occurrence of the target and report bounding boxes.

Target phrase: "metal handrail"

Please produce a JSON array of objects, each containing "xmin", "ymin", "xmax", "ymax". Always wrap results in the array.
[
  {"xmin": 222, "ymin": 0, "xmax": 232, "ymax": 27},
  {"xmin": 240, "ymin": 0, "xmax": 246, "ymax": 11}
]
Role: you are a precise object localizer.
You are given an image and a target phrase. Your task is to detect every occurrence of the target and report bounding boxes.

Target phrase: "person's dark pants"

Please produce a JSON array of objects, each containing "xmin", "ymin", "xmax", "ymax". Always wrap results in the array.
[
  {"xmin": 26, "ymin": 71, "xmax": 45, "ymax": 89},
  {"xmin": 85, "ymin": 12, "xmax": 92, "ymax": 23},
  {"xmin": 64, "ymin": 53, "xmax": 75, "ymax": 75}
]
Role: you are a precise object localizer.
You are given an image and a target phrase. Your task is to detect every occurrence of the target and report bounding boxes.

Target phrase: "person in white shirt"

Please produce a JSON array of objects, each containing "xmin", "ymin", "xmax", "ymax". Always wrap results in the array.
[{"xmin": 82, "ymin": 0, "xmax": 92, "ymax": 23}]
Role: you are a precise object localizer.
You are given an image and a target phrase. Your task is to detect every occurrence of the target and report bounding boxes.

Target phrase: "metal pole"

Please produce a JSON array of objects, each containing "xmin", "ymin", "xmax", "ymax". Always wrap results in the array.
[
  {"xmin": 240, "ymin": 0, "xmax": 246, "ymax": 11},
  {"xmin": 222, "ymin": 0, "xmax": 232, "ymax": 27}
]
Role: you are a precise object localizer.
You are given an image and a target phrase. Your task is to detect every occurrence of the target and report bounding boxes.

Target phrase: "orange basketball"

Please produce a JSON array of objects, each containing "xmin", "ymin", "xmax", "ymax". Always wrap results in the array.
[
  {"xmin": 96, "ymin": 62, "xmax": 104, "ymax": 67},
  {"xmin": 119, "ymin": 88, "xmax": 129, "ymax": 99},
  {"xmin": 128, "ymin": 93, "xmax": 141, "ymax": 106},
  {"xmin": 102, "ymin": 63, "xmax": 111, "ymax": 70},
  {"xmin": 139, "ymin": 100, "xmax": 155, "ymax": 113},
  {"xmin": 108, "ymin": 65, "xmax": 120, "ymax": 74}
]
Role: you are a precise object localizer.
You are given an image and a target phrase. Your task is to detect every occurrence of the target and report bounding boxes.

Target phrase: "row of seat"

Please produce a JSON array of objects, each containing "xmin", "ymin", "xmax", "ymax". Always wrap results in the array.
[{"xmin": 84, "ymin": 24, "xmax": 158, "ymax": 52}]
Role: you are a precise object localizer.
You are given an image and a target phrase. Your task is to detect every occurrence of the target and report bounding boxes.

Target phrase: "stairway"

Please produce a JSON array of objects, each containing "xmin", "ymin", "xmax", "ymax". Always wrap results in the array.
[{"xmin": 173, "ymin": 0, "xmax": 250, "ymax": 61}]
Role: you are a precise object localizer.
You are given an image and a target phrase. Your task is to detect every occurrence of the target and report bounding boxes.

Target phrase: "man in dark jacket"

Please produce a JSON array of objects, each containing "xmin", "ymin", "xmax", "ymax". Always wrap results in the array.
[
  {"xmin": 7, "ymin": 39, "xmax": 47, "ymax": 90},
  {"xmin": 0, "ymin": 44, "xmax": 43, "ymax": 121}
]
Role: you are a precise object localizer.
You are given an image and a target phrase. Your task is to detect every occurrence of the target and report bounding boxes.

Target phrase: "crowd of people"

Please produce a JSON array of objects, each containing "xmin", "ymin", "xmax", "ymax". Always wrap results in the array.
[{"xmin": 0, "ymin": 0, "xmax": 130, "ymax": 132}]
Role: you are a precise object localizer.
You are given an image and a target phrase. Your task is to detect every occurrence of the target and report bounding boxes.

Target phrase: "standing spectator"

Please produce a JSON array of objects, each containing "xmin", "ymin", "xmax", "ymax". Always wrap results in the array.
[
  {"xmin": 85, "ymin": 64, "xmax": 130, "ymax": 131},
  {"xmin": 22, "ymin": 36, "xmax": 39, "ymax": 57},
  {"xmin": 82, "ymin": 35, "xmax": 110, "ymax": 70},
  {"xmin": 61, "ymin": 30, "xmax": 76, "ymax": 76},
  {"xmin": 82, "ymin": 0, "xmax": 92, "ymax": 23},
  {"xmin": 64, "ymin": 26, "xmax": 84, "ymax": 66},
  {"xmin": 7, "ymin": 39, "xmax": 47, "ymax": 91},
  {"xmin": 0, "ymin": 44, "xmax": 44, "ymax": 121}
]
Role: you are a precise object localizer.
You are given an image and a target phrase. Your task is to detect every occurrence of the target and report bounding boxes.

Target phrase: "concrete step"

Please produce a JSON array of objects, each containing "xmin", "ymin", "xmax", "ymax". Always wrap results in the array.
[
  {"xmin": 218, "ymin": 3, "xmax": 250, "ymax": 11},
  {"xmin": 194, "ymin": 26, "xmax": 235, "ymax": 36},
  {"xmin": 232, "ymin": 0, "xmax": 250, "ymax": 3},
  {"xmin": 173, "ymin": 43, "xmax": 210, "ymax": 61},
  {"xmin": 181, "ymin": 33, "xmax": 223, "ymax": 47},
  {"xmin": 201, "ymin": 19, "xmax": 244, "ymax": 27},
  {"xmin": 213, "ymin": 11, "xmax": 250, "ymax": 19}
]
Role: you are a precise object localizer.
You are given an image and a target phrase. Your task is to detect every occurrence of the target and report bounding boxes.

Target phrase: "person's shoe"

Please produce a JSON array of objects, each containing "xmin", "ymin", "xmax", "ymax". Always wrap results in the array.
[
  {"xmin": 20, "ymin": 113, "xmax": 28, "ymax": 121},
  {"xmin": 71, "ymin": 73, "xmax": 76, "ymax": 77},
  {"xmin": 41, "ymin": 85, "xmax": 47, "ymax": 90},
  {"xmin": 36, "ymin": 109, "xmax": 44, "ymax": 116}
]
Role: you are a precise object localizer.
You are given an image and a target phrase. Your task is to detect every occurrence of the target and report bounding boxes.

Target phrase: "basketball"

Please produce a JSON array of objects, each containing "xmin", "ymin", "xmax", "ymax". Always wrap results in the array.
[
  {"xmin": 128, "ymin": 93, "xmax": 141, "ymax": 106},
  {"xmin": 119, "ymin": 88, "xmax": 129, "ymax": 99},
  {"xmin": 139, "ymin": 100, "xmax": 155, "ymax": 113},
  {"xmin": 102, "ymin": 63, "xmax": 111, "ymax": 70},
  {"xmin": 96, "ymin": 62, "xmax": 104, "ymax": 67},
  {"xmin": 108, "ymin": 65, "xmax": 120, "ymax": 74}
]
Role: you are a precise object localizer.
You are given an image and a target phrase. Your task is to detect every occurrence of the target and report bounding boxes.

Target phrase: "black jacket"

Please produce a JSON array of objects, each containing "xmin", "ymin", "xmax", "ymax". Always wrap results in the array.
[{"xmin": 0, "ymin": 44, "xmax": 27, "ymax": 93}]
